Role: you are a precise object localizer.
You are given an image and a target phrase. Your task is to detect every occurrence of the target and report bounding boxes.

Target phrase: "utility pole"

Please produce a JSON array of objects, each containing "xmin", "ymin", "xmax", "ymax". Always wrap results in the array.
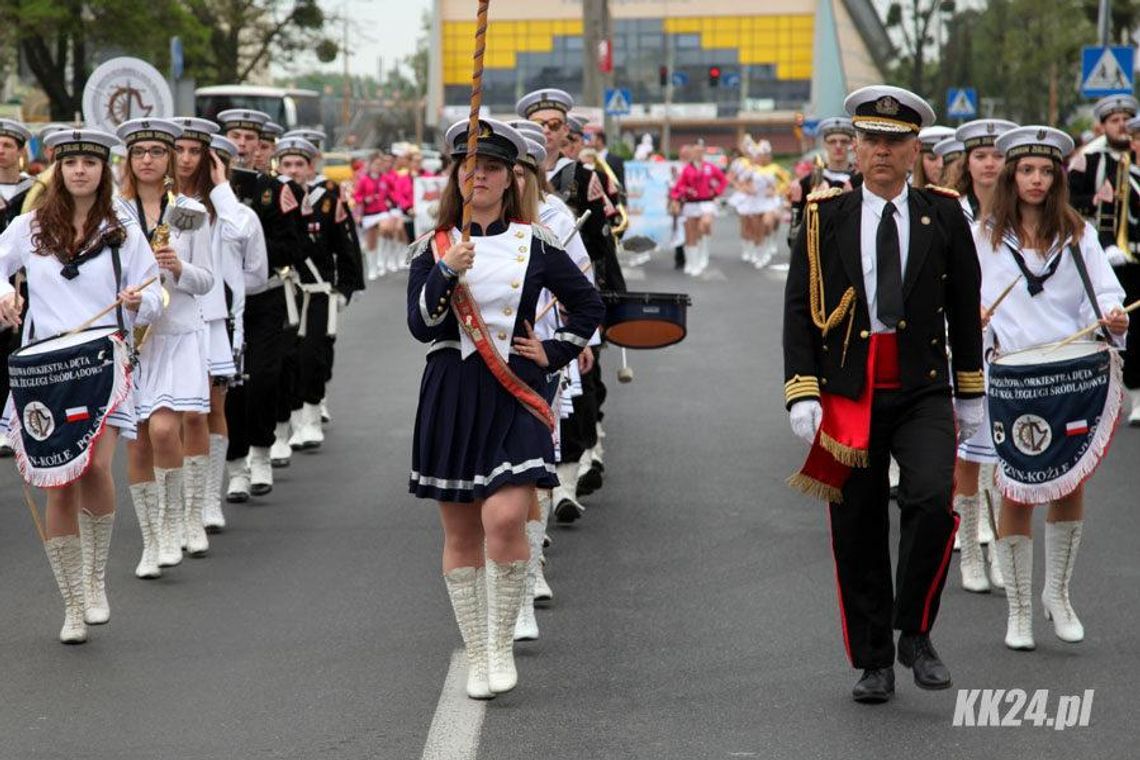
[
  {"xmin": 341, "ymin": 13, "xmax": 351, "ymax": 130},
  {"xmin": 582, "ymin": 0, "xmax": 605, "ymax": 110},
  {"xmin": 1097, "ymin": 0, "xmax": 1111, "ymax": 45}
]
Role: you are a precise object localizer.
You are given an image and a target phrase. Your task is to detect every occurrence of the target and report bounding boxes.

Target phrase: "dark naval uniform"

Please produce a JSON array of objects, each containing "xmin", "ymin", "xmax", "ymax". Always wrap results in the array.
[{"xmin": 550, "ymin": 159, "xmax": 626, "ymax": 294}]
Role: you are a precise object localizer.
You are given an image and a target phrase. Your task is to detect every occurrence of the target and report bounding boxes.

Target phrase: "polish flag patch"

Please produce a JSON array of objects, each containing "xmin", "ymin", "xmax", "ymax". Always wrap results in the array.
[
  {"xmin": 1065, "ymin": 419, "xmax": 1089, "ymax": 436},
  {"xmin": 65, "ymin": 406, "xmax": 90, "ymax": 423}
]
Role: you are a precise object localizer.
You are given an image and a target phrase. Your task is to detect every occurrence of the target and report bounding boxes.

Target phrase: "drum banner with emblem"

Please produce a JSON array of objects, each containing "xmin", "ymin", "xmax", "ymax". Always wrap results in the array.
[
  {"xmin": 7, "ymin": 328, "xmax": 132, "ymax": 488},
  {"xmin": 987, "ymin": 342, "xmax": 1123, "ymax": 503}
]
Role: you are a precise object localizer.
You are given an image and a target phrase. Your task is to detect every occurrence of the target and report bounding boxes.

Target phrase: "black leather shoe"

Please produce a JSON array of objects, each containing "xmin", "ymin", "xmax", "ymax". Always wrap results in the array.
[
  {"xmin": 897, "ymin": 634, "xmax": 952, "ymax": 690},
  {"xmin": 577, "ymin": 463, "xmax": 603, "ymax": 496},
  {"xmin": 852, "ymin": 668, "xmax": 895, "ymax": 704}
]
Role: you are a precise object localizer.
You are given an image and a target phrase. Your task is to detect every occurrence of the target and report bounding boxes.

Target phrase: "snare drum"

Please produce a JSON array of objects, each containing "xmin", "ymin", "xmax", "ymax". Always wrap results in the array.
[
  {"xmin": 987, "ymin": 341, "xmax": 1123, "ymax": 503},
  {"xmin": 601, "ymin": 291, "xmax": 692, "ymax": 349},
  {"xmin": 7, "ymin": 326, "xmax": 132, "ymax": 487}
]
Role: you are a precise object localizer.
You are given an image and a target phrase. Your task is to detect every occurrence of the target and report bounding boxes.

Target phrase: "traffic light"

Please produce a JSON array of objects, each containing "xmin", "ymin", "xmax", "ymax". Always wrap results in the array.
[
  {"xmin": 708, "ymin": 66, "xmax": 721, "ymax": 88},
  {"xmin": 659, "ymin": 65, "xmax": 668, "ymax": 87}
]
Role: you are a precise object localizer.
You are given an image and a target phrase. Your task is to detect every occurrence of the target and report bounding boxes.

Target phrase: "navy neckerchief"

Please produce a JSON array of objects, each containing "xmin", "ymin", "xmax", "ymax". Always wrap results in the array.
[
  {"xmin": 999, "ymin": 228, "xmax": 1064, "ymax": 296},
  {"xmin": 135, "ymin": 192, "xmax": 169, "ymax": 244}
]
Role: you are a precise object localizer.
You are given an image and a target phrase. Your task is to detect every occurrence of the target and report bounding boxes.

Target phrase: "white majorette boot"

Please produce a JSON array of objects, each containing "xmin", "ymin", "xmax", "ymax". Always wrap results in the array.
[
  {"xmin": 203, "ymin": 434, "xmax": 228, "ymax": 531},
  {"xmin": 365, "ymin": 245, "xmax": 378, "ymax": 281},
  {"xmin": 956, "ymin": 493, "xmax": 990, "ymax": 593},
  {"xmin": 995, "ymin": 534, "xmax": 1035, "ymax": 650},
  {"xmin": 226, "ymin": 458, "xmax": 251, "ymax": 503},
  {"xmin": 183, "ymin": 454, "xmax": 210, "ymax": 557},
  {"xmin": 273, "ymin": 420, "xmax": 295, "ymax": 464},
  {"xmin": 514, "ymin": 521, "xmax": 545, "ymax": 642},
  {"xmin": 129, "ymin": 482, "xmax": 162, "ymax": 579},
  {"xmin": 1042, "ymin": 520, "xmax": 1084, "ymax": 643},
  {"xmin": 754, "ymin": 236, "xmax": 773, "ymax": 269},
  {"xmin": 319, "ymin": 398, "xmax": 331, "ymax": 424},
  {"xmin": 486, "ymin": 559, "xmax": 528, "ymax": 694},
  {"xmin": 1129, "ymin": 389, "xmax": 1140, "ymax": 426},
  {"xmin": 533, "ymin": 491, "xmax": 553, "ymax": 602},
  {"xmin": 78, "ymin": 510, "xmax": 114, "ymax": 624},
  {"xmin": 301, "ymin": 402, "xmax": 325, "ymax": 447},
  {"xmin": 977, "ymin": 463, "xmax": 997, "ymax": 545},
  {"xmin": 387, "ymin": 236, "xmax": 401, "ymax": 273},
  {"xmin": 248, "ymin": 447, "xmax": 273, "ymax": 495},
  {"xmin": 443, "ymin": 566, "xmax": 492, "ymax": 699},
  {"xmin": 155, "ymin": 467, "xmax": 185, "ymax": 568},
  {"xmin": 44, "ymin": 535, "xmax": 87, "ymax": 644},
  {"xmin": 553, "ymin": 461, "xmax": 584, "ymax": 523},
  {"xmin": 683, "ymin": 245, "xmax": 696, "ymax": 275}
]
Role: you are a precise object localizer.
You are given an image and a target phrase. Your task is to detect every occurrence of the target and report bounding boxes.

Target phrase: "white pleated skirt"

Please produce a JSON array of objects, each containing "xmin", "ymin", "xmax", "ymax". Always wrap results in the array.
[
  {"xmin": 135, "ymin": 330, "xmax": 211, "ymax": 420},
  {"xmin": 205, "ymin": 318, "xmax": 236, "ymax": 378}
]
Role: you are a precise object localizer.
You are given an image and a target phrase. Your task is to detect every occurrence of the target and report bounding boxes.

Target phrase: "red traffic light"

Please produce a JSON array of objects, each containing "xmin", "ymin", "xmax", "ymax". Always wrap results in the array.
[{"xmin": 709, "ymin": 66, "xmax": 721, "ymax": 78}]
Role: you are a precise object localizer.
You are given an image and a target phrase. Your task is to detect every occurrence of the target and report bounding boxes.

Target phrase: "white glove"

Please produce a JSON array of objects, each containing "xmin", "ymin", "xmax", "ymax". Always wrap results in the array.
[
  {"xmin": 336, "ymin": 292, "xmax": 348, "ymax": 311},
  {"xmin": 955, "ymin": 397, "xmax": 985, "ymax": 444},
  {"xmin": 789, "ymin": 400, "xmax": 823, "ymax": 444},
  {"xmin": 1105, "ymin": 244, "xmax": 1130, "ymax": 267}
]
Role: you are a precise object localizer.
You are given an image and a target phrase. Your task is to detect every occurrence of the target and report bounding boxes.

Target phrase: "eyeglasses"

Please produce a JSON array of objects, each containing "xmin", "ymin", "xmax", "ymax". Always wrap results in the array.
[
  {"xmin": 130, "ymin": 146, "xmax": 169, "ymax": 159},
  {"xmin": 532, "ymin": 118, "xmax": 564, "ymax": 132}
]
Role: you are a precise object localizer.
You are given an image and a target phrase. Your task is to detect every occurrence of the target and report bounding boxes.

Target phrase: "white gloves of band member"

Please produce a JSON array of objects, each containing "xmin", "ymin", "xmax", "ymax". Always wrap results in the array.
[
  {"xmin": 955, "ymin": 397, "xmax": 985, "ymax": 444},
  {"xmin": 1105, "ymin": 245, "xmax": 1130, "ymax": 267},
  {"xmin": 789, "ymin": 400, "xmax": 823, "ymax": 444}
]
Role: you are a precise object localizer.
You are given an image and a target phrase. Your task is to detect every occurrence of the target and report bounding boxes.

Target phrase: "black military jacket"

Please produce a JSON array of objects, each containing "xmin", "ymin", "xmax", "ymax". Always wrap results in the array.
[
  {"xmin": 1067, "ymin": 146, "xmax": 1140, "ymax": 256},
  {"xmin": 230, "ymin": 168, "xmax": 304, "ymax": 271},
  {"xmin": 783, "ymin": 184, "xmax": 984, "ymax": 408},
  {"xmin": 286, "ymin": 178, "xmax": 365, "ymax": 299}
]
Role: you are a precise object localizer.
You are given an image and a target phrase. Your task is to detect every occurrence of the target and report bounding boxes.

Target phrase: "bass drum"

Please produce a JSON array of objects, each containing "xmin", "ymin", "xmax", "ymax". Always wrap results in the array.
[{"xmin": 601, "ymin": 291, "xmax": 692, "ymax": 349}]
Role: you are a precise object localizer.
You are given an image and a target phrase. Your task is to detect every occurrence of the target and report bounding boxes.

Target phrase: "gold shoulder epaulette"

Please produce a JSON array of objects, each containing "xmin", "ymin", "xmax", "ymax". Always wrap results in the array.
[
  {"xmin": 806, "ymin": 186, "xmax": 845, "ymax": 203},
  {"xmin": 925, "ymin": 184, "xmax": 960, "ymax": 198}
]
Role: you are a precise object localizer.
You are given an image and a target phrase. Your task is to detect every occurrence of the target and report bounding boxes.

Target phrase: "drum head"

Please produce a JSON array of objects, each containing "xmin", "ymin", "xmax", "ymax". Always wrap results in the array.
[
  {"xmin": 993, "ymin": 341, "xmax": 1105, "ymax": 367},
  {"xmin": 14, "ymin": 326, "xmax": 120, "ymax": 358},
  {"xmin": 605, "ymin": 321, "xmax": 687, "ymax": 350}
]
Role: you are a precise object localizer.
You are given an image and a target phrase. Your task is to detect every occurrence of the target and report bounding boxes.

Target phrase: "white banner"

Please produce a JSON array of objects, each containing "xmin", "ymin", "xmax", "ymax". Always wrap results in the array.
[
  {"xmin": 623, "ymin": 160, "xmax": 684, "ymax": 250},
  {"xmin": 413, "ymin": 176, "xmax": 449, "ymax": 238}
]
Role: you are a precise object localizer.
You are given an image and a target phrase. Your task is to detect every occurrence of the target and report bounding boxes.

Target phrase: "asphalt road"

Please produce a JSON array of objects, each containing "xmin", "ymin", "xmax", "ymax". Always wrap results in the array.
[{"xmin": 1, "ymin": 222, "xmax": 1137, "ymax": 759}]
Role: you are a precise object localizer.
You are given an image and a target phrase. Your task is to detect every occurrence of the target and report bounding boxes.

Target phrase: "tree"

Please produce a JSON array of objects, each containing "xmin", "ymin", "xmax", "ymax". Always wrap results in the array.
[
  {"xmin": 884, "ymin": 0, "xmax": 957, "ymax": 98},
  {"xmin": 182, "ymin": 0, "xmax": 339, "ymax": 84},
  {"xmin": 0, "ymin": 0, "xmax": 208, "ymax": 119}
]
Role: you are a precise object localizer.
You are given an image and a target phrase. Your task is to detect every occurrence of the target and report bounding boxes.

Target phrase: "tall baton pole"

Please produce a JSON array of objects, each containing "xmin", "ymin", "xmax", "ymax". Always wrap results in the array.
[{"xmin": 460, "ymin": 0, "xmax": 492, "ymax": 247}]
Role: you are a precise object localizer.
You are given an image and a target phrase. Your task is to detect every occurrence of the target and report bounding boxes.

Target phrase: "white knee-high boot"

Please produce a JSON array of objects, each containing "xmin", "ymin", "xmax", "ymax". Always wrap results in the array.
[
  {"xmin": 978, "ymin": 463, "xmax": 997, "ymax": 545},
  {"xmin": 44, "ymin": 535, "xmax": 87, "ymax": 644},
  {"xmin": 130, "ymin": 481, "xmax": 162, "ymax": 579},
  {"xmin": 1042, "ymin": 520, "xmax": 1084, "ymax": 642},
  {"xmin": 443, "ymin": 566, "xmax": 492, "ymax": 699},
  {"xmin": 203, "ymin": 434, "xmax": 227, "ymax": 531},
  {"xmin": 995, "ymin": 534, "xmax": 1035, "ymax": 650},
  {"xmin": 156, "ymin": 467, "xmax": 185, "ymax": 568},
  {"xmin": 486, "ymin": 559, "xmax": 528, "ymax": 693},
  {"xmin": 533, "ymin": 491, "xmax": 553, "ymax": 602},
  {"xmin": 956, "ymin": 493, "xmax": 990, "ymax": 593},
  {"xmin": 514, "ymin": 521, "xmax": 545, "ymax": 641},
  {"xmin": 183, "ymin": 454, "xmax": 210, "ymax": 556},
  {"xmin": 78, "ymin": 510, "xmax": 114, "ymax": 624},
  {"xmin": 365, "ymin": 243, "xmax": 379, "ymax": 280}
]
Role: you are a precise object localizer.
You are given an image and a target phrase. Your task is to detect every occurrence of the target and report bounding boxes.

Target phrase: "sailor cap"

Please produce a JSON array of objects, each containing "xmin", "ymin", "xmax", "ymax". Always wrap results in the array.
[
  {"xmin": 116, "ymin": 118, "xmax": 183, "ymax": 147},
  {"xmin": 0, "ymin": 119, "xmax": 31, "ymax": 147},
  {"xmin": 260, "ymin": 121, "xmax": 284, "ymax": 141},
  {"xmin": 817, "ymin": 117, "xmax": 855, "ymax": 138},
  {"xmin": 932, "ymin": 137, "xmax": 965, "ymax": 161},
  {"xmin": 217, "ymin": 109, "xmax": 271, "ymax": 133},
  {"xmin": 515, "ymin": 88, "xmax": 574, "ymax": 119},
  {"xmin": 273, "ymin": 136, "xmax": 318, "ymax": 160},
  {"xmin": 520, "ymin": 137, "xmax": 547, "ymax": 169},
  {"xmin": 444, "ymin": 118, "xmax": 526, "ymax": 165},
  {"xmin": 917, "ymin": 125, "xmax": 956, "ymax": 152},
  {"xmin": 171, "ymin": 117, "xmax": 219, "ymax": 145},
  {"xmin": 38, "ymin": 123, "xmax": 73, "ymax": 141},
  {"xmin": 845, "ymin": 85, "xmax": 935, "ymax": 135},
  {"xmin": 566, "ymin": 114, "xmax": 588, "ymax": 136},
  {"xmin": 954, "ymin": 119, "xmax": 1018, "ymax": 151},
  {"xmin": 1093, "ymin": 94, "xmax": 1139, "ymax": 122},
  {"xmin": 282, "ymin": 128, "xmax": 327, "ymax": 149},
  {"xmin": 507, "ymin": 119, "xmax": 545, "ymax": 143},
  {"xmin": 1126, "ymin": 115, "xmax": 1140, "ymax": 133},
  {"xmin": 45, "ymin": 128, "xmax": 122, "ymax": 162},
  {"xmin": 210, "ymin": 135, "xmax": 239, "ymax": 159},
  {"xmin": 995, "ymin": 125, "xmax": 1075, "ymax": 163}
]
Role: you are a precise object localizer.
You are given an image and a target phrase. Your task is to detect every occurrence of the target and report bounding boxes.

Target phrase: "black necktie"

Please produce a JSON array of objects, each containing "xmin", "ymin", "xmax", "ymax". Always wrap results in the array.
[{"xmin": 876, "ymin": 200, "xmax": 904, "ymax": 327}]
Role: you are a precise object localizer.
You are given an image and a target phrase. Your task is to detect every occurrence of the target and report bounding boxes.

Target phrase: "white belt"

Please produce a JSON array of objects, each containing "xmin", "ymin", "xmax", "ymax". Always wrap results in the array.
[
  {"xmin": 298, "ymin": 259, "xmax": 337, "ymax": 337},
  {"xmin": 277, "ymin": 268, "xmax": 301, "ymax": 327}
]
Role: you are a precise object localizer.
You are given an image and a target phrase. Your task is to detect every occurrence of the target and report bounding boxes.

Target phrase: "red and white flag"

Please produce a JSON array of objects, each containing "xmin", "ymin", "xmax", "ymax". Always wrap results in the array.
[
  {"xmin": 1065, "ymin": 419, "xmax": 1089, "ymax": 436},
  {"xmin": 66, "ymin": 406, "xmax": 90, "ymax": 423}
]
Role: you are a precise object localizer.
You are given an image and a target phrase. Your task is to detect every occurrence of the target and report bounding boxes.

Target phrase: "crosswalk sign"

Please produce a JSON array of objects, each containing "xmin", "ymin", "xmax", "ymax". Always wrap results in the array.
[
  {"xmin": 1081, "ymin": 46, "xmax": 1134, "ymax": 98},
  {"xmin": 604, "ymin": 88, "xmax": 632, "ymax": 116},
  {"xmin": 946, "ymin": 88, "xmax": 977, "ymax": 119}
]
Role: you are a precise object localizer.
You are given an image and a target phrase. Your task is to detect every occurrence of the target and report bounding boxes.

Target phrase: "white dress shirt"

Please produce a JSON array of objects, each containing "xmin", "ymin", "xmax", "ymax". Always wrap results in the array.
[{"xmin": 860, "ymin": 184, "xmax": 911, "ymax": 333}]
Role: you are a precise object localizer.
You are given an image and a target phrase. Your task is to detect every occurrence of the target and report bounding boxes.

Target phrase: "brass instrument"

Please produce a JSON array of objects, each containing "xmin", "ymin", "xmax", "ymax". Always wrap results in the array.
[
  {"xmin": 1116, "ymin": 152, "xmax": 1136, "ymax": 262},
  {"xmin": 134, "ymin": 178, "xmax": 175, "ymax": 350},
  {"xmin": 595, "ymin": 154, "xmax": 629, "ymax": 236}
]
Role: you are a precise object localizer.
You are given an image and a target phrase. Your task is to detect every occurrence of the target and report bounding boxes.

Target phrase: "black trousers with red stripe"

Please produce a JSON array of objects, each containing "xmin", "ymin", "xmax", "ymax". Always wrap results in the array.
[{"xmin": 828, "ymin": 389, "xmax": 958, "ymax": 670}]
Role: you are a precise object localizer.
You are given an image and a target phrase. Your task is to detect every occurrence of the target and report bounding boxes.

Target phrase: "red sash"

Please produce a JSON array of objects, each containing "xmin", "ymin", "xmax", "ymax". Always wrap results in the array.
[{"xmin": 433, "ymin": 230, "xmax": 556, "ymax": 432}]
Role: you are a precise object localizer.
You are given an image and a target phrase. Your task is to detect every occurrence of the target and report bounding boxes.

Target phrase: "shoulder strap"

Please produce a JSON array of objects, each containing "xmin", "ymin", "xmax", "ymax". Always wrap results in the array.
[
  {"xmin": 1069, "ymin": 242, "xmax": 1111, "ymax": 341},
  {"xmin": 110, "ymin": 245, "xmax": 126, "ymax": 333}
]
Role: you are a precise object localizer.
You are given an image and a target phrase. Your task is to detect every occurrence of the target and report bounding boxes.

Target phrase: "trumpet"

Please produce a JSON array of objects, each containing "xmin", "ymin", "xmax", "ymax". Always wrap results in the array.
[
  {"xmin": 595, "ymin": 154, "xmax": 630, "ymax": 236},
  {"xmin": 134, "ymin": 178, "xmax": 175, "ymax": 351}
]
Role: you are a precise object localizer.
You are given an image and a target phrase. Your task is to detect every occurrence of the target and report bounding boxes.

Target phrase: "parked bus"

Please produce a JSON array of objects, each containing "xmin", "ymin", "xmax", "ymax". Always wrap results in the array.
[{"xmin": 195, "ymin": 85, "xmax": 321, "ymax": 131}]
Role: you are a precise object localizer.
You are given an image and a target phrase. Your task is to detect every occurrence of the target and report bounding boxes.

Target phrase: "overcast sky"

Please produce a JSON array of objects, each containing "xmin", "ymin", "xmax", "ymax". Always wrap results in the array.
[{"xmin": 300, "ymin": 0, "xmax": 433, "ymax": 80}]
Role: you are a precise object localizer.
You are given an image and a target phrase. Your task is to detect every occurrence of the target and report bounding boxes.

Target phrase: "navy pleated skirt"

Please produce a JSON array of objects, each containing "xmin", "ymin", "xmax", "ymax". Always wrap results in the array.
[{"xmin": 410, "ymin": 349, "xmax": 558, "ymax": 503}]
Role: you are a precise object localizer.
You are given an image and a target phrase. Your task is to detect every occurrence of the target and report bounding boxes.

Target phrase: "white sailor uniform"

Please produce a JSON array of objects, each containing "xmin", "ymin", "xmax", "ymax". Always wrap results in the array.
[
  {"xmin": 0, "ymin": 213, "xmax": 163, "ymax": 438},
  {"xmin": 407, "ymin": 220, "xmax": 604, "ymax": 503},
  {"xmin": 115, "ymin": 196, "xmax": 214, "ymax": 418}
]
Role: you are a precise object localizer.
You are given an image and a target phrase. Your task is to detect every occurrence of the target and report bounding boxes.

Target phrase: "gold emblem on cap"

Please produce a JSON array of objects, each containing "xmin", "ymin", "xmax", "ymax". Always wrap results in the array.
[
  {"xmin": 478, "ymin": 122, "xmax": 493, "ymax": 139},
  {"xmin": 875, "ymin": 96, "xmax": 900, "ymax": 116}
]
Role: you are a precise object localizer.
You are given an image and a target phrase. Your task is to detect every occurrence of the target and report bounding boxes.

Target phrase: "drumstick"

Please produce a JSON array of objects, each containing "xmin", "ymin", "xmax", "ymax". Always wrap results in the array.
[
  {"xmin": 981, "ymin": 275, "xmax": 1022, "ymax": 322},
  {"xmin": 1049, "ymin": 298, "xmax": 1140, "ymax": 351},
  {"xmin": 533, "ymin": 211, "xmax": 596, "ymax": 324},
  {"xmin": 65, "ymin": 276, "xmax": 159, "ymax": 336}
]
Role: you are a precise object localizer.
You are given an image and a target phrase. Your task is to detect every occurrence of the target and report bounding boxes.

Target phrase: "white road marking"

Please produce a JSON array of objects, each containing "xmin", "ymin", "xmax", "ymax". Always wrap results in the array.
[{"xmin": 421, "ymin": 649, "xmax": 485, "ymax": 760}]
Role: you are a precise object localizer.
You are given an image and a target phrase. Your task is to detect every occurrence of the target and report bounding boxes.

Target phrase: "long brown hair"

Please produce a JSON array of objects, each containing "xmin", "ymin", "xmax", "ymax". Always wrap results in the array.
[
  {"xmin": 175, "ymin": 140, "xmax": 217, "ymax": 222},
  {"xmin": 30, "ymin": 160, "xmax": 121, "ymax": 260},
  {"xmin": 988, "ymin": 157, "xmax": 1084, "ymax": 251},
  {"xmin": 911, "ymin": 153, "xmax": 930, "ymax": 188},
  {"xmin": 436, "ymin": 157, "xmax": 528, "ymax": 230}
]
